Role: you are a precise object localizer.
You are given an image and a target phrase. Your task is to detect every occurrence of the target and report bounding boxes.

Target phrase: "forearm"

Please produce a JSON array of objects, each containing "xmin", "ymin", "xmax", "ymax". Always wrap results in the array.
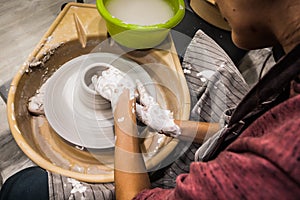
[
  {"xmin": 174, "ymin": 120, "xmax": 220, "ymax": 144},
  {"xmin": 114, "ymin": 128, "xmax": 151, "ymax": 200},
  {"xmin": 114, "ymin": 92, "xmax": 150, "ymax": 200}
]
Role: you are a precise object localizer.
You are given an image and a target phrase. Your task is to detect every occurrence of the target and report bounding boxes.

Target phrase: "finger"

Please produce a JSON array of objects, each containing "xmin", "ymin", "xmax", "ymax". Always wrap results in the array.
[
  {"xmin": 136, "ymin": 80, "xmax": 146, "ymax": 99},
  {"xmin": 92, "ymin": 74, "xmax": 112, "ymax": 101},
  {"xmin": 93, "ymin": 67, "xmax": 128, "ymax": 101},
  {"xmin": 135, "ymin": 103, "xmax": 145, "ymax": 122},
  {"xmin": 136, "ymin": 80, "xmax": 156, "ymax": 107}
]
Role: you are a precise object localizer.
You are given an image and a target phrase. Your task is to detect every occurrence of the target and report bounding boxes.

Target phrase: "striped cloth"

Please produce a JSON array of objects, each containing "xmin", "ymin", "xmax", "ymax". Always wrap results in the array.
[
  {"xmin": 48, "ymin": 174, "xmax": 115, "ymax": 200},
  {"xmin": 48, "ymin": 30, "xmax": 250, "ymax": 199},
  {"xmin": 151, "ymin": 30, "xmax": 249, "ymax": 188}
]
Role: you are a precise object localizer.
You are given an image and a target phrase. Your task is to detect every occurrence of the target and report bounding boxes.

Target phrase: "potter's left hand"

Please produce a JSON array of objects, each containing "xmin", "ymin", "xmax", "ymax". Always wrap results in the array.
[
  {"xmin": 113, "ymin": 88, "xmax": 138, "ymax": 138},
  {"xmin": 92, "ymin": 66, "xmax": 135, "ymax": 105},
  {"xmin": 135, "ymin": 80, "xmax": 181, "ymax": 138}
]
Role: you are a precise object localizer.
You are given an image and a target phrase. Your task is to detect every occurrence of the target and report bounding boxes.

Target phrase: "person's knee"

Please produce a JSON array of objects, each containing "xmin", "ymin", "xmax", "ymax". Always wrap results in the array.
[{"xmin": 0, "ymin": 167, "xmax": 49, "ymax": 200}]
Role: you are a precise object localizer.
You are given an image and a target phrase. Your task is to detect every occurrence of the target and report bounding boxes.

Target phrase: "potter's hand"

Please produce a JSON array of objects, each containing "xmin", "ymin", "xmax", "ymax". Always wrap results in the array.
[
  {"xmin": 92, "ymin": 67, "xmax": 135, "ymax": 104},
  {"xmin": 114, "ymin": 89, "xmax": 138, "ymax": 138},
  {"xmin": 135, "ymin": 80, "xmax": 181, "ymax": 137}
]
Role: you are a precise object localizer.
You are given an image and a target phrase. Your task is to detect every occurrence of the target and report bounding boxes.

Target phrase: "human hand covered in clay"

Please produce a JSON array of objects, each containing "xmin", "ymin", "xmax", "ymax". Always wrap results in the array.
[
  {"xmin": 113, "ymin": 89, "xmax": 138, "ymax": 138},
  {"xmin": 92, "ymin": 67, "xmax": 180, "ymax": 137},
  {"xmin": 92, "ymin": 66, "xmax": 135, "ymax": 107},
  {"xmin": 135, "ymin": 80, "xmax": 181, "ymax": 138}
]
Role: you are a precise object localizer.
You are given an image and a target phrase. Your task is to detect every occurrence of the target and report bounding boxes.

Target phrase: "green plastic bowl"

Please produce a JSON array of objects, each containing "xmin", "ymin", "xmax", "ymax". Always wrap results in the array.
[{"xmin": 96, "ymin": 0, "xmax": 185, "ymax": 49}]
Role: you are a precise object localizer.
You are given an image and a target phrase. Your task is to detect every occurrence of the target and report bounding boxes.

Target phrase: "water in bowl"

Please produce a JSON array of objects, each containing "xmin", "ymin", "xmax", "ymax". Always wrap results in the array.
[{"xmin": 106, "ymin": 0, "xmax": 174, "ymax": 26}]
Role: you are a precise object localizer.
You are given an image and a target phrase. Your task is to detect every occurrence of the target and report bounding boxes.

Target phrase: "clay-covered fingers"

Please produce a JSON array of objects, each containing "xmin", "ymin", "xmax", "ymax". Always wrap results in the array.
[
  {"xmin": 93, "ymin": 67, "xmax": 135, "ymax": 102},
  {"xmin": 136, "ymin": 79, "xmax": 157, "ymax": 107},
  {"xmin": 135, "ymin": 80, "xmax": 181, "ymax": 138}
]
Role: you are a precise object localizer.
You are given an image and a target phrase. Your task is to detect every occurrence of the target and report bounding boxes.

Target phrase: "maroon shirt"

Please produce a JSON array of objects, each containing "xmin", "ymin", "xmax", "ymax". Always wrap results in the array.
[{"xmin": 134, "ymin": 94, "xmax": 300, "ymax": 199}]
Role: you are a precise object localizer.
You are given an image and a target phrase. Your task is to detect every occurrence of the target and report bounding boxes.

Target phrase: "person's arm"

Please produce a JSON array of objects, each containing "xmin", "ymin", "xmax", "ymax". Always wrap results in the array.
[
  {"xmin": 113, "ymin": 90, "xmax": 220, "ymax": 200},
  {"xmin": 114, "ymin": 89, "xmax": 151, "ymax": 200},
  {"xmin": 174, "ymin": 120, "xmax": 220, "ymax": 144},
  {"xmin": 135, "ymin": 80, "xmax": 220, "ymax": 143}
]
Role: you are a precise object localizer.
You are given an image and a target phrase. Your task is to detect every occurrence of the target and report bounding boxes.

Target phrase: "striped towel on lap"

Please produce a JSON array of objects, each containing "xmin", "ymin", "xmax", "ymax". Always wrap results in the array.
[{"xmin": 151, "ymin": 30, "xmax": 249, "ymax": 188}]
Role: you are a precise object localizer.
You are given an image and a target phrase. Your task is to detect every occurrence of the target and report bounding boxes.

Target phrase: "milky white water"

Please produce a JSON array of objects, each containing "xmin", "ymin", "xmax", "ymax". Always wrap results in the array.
[{"xmin": 106, "ymin": 0, "xmax": 174, "ymax": 25}]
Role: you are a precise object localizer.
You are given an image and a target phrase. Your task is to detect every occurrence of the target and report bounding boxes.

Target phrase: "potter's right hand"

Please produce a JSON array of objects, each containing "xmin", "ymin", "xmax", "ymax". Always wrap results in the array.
[{"xmin": 135, "ymin": 80, "xmax": 181, "ymax": 138}]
